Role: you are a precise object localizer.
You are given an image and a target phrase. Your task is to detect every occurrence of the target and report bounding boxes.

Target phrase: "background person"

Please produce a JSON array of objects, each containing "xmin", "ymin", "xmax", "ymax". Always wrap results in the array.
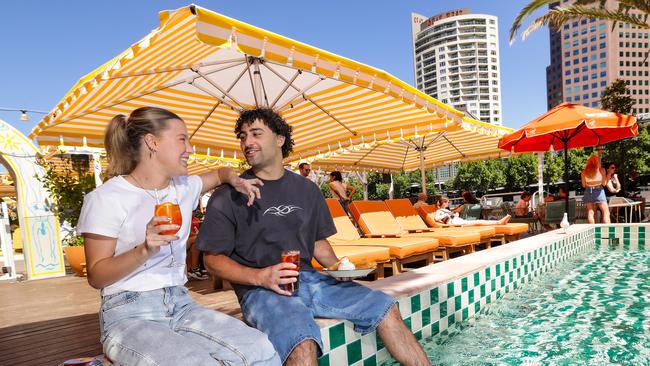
[
  {"xmin": 198, "ymin": 108, "xmax": 430, "ymax": 366},
  {"xmin": 604, "ymin": 162, "xmax": 621, "ymax": 196},
  {"xmin": 413, "ymin": 192, "xmax": 429, "ymax": 209},
  {"xmin": 77, "ymin": 107, "xmax": 279, "ymax": 365},
  {"xmin": 581, "ymin": 154, "xmax": 610, "ymax": 224},
  {"xmin": 434, "ymin": 196, "xmax": 510, "ymax": 226},
  {"xmin": 515, "ymin": 191, "xmax": 533, "ymax": 217},
  {"xmin": 328, "ymin": 171, "xmax": 356, "ymax": 214}
]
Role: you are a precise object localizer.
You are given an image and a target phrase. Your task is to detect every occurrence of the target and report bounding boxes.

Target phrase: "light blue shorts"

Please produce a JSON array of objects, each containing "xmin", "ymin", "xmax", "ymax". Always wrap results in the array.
[
  {"xmin": 583, "ymin": 186, "xmax": 606, "ymax": 203},
  {"xmin": 240, "ymin": 271, "xmax": 395, "ymax": 363},
  {"xmin": 100, "ymin": 286, "xmax": 280, "ymax": 365}
]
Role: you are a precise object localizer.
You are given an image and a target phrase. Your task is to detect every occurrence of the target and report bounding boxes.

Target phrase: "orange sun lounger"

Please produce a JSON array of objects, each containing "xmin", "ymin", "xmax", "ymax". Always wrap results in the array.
[
  {"xmin": 415, "ymin": 204, "xmax": 528, "ymax": 244},
  {"xmin": 325, "ymin": 199, "xmax": 440, "ymax": 274},
  {"xmin": 347, "ymin": 200, "xmax": 480, "ymax": 261},
  {"xmin": 312, "ymin": 245, "xmax": 391, "ymax": 279},
  {"xmin": 385, "ymin": 199, "xmax": 496, "ymax": 248}
]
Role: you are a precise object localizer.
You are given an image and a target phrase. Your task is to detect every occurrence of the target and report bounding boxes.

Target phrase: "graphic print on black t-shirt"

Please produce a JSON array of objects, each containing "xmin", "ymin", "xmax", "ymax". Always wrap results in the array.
[{"xmin": 195, "ymin": 169, "xmax": 336, "ymax": 300}]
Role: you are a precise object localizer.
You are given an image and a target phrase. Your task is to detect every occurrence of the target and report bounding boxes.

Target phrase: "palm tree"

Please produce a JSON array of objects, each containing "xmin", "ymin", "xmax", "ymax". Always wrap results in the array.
[{"xmin": 510, "ymin": 0, "xmax": 650, "ymax": 43}]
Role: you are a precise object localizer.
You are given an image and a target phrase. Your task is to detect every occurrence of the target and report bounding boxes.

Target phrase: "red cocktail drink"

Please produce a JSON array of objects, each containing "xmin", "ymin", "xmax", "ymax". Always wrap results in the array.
[{"xmin": 281, "ymin": 250, "xmax": 300, "ymax": 295}]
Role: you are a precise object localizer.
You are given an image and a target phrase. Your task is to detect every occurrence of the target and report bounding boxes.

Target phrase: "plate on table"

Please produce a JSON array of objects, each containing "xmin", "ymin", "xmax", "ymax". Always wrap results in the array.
[{"xmin": 322, "ymin": 267, "xmax": 376, "ymax": 278}]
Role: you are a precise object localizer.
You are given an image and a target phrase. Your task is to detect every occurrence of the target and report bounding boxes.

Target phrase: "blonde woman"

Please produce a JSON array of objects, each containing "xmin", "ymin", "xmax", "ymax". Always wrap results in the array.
[{"xmin": 77, "ymin": 107, "xmax": 280, "ymax": 365}]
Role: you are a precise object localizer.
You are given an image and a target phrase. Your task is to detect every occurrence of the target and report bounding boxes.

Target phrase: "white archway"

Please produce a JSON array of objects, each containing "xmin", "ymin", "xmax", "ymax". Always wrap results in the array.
[{"xmin": 0, "ymin": 119, "xmax": 64, "ymax": 279}]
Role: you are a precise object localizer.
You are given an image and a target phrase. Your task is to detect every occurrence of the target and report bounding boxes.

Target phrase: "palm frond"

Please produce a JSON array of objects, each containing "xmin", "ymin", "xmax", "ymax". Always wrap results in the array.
[
  {"xmin": 518, "ymin": 4, "xmax": 649, "ymax": 42},
  {"xmin": 510, "ymin": 0, "xmax": 560, "ymax": 43},
  {"xmin": 511, "ymin": 0, "xmax": 650, "ymax": 43}
]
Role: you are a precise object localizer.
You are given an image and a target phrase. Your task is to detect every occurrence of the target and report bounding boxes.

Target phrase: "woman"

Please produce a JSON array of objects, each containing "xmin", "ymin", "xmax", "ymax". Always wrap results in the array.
[
  {"xmin": 328, "ymin": 171, "xmax": 356, "ymax": 214},
  {"xmin": 453, "ymin": 191, "xmax": 480, "ymax": 214},
  {"xmin": 581, "ymin": 154, "xmax": 610, "ymax": 224},
  {"xmin": 77, "ymin": 107, "xmax": 280, "ymax": 365},
  {"xmin": 515, "ymin": 192, "xmax": 533, "ymax": 217},
  {"xmin": 604, "ymin": 162, "xmax": 622, "ymax": 195},
  {"xmin": 433, "ymin": 196, "xmax": 511, "ymax": 226}
]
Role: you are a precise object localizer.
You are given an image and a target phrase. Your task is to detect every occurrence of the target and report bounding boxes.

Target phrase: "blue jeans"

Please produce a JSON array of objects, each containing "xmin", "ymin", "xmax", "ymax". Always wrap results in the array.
[
  {"xmin": 240, "ymin": 271, "xmax": 395, "ymax": 363},
  {"xmin": 100, "ymin": 286, "xmax": 280, "ymax": 366}
]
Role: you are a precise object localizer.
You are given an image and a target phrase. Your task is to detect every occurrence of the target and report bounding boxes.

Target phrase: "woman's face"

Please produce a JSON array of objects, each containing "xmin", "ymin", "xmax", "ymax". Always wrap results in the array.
[
  {"xmin": 607, "ymin": 164, "xmax": 616, "ymax": 174},
  {"xmin": 151, "ymin": 119, "xmax": 192, "ymax": 177}
]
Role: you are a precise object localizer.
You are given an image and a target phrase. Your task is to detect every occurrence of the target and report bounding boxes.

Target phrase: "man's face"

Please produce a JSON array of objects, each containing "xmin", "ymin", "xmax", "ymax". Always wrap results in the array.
[
  {"xmin": 299, "ymin": 164, "xmax": 311, "ymax": 177},
  {"xmin": 237, "ymin": 119, "xmax": 285, "ymax": 168}
]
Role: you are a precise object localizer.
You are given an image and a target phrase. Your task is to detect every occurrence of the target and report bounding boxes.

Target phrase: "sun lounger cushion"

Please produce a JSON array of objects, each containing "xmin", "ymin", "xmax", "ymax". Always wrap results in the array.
[
  {"xmin": 330, "ymin": 237, "xmax": 439, "ymax": 259},
  {"xmin": 358, "ymin": 211, "xmax": 403, "ymax": 236},
  {"xmin": 491, "ymin": 223, "xmax": 528, "ymax": 235},
  {"xmin": 312, "ymin": 245, "xmax": 391, "ymax": 270},
  {"xmin": 395, "ymin": 215, "xmax": 430, "ymax": 231},
  {"xmin": 404, "ymin": 230, "xmax": 480, "ymax": 246},
  {"xmin": 329, "ymin": 216, "xmax": 362, "ymax": 241}
]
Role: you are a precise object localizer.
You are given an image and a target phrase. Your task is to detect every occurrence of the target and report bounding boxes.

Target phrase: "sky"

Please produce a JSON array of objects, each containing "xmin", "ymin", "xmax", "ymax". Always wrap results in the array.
[{"xmin": 0, "ymin": 0, "xmax": 550, "ymax": 140}]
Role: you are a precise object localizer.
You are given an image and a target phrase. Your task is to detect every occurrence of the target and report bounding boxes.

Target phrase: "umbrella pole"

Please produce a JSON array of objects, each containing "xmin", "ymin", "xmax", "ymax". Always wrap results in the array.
[
  {"xmin": 564, "ymin": 142, "xmax": 570, "ymax": 216},
  {"xmin": 419, "ymin": 149, "xmax": 426, "ymax": 195}
]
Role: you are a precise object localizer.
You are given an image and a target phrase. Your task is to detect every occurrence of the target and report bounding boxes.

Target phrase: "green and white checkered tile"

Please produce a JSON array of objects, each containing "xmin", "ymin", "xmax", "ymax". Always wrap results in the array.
[{"xmin": 318, "ymin": 225, "xmax": 646, "ymax": 365}]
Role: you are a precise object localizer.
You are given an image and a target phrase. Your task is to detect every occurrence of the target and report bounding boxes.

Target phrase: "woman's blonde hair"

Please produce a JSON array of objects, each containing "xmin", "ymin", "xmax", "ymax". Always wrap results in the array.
[
  {"xmin": 104, "ymin": 107, "xmax": 182, "ymax": 178},
  {"xmin": 583, "ymin": 155, "xmax": 600, "ymax": 177}
]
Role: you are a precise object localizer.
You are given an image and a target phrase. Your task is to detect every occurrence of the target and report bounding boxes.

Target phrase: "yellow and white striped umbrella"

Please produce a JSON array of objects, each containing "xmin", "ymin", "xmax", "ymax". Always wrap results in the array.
[
  {"xmin": 31, "ymin": 5, "xmax": 464, "ymax": 164},
  {"xmin": 39, "ymin": 147, "xmax": 241, "ymax": 177},
  {"xmin": 306, "ymin": 117, "xmax": 513, "ymax": 173}
]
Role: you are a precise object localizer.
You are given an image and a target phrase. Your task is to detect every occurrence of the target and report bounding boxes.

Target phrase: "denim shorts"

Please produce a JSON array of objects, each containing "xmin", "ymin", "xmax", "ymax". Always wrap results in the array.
[
  {"xmin": 583, "ymin": 186, "xmax": 606, "ymax": 203},
  {"xmin": 100, "ymin": 286, "xmax": 280, "ymax": 365},
  {"xmin": 240, "ymin": 271, "xmax": 395, "ymax": 363}
]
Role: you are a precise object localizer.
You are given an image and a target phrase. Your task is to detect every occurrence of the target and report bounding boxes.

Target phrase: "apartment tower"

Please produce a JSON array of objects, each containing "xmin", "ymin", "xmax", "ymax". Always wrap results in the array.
[{"xmin": 411, "ymin": 9, "xmax": 502, "ymax": 125}]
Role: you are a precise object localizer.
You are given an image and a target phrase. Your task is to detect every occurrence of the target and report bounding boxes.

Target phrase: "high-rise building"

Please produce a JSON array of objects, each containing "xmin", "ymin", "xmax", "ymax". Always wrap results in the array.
[
  {"xmin": 546, "ymin": 0, "xmax": 650, "ymax": 114},
  {"xmin": 411, "ymin": 9, "xmax": 502, "ymax": 125}
]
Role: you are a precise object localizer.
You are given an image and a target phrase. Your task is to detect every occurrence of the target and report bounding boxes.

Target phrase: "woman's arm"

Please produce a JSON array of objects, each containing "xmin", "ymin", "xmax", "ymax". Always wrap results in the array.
[
  {"xmin": 199, "ymin": 167, "xmax": 262, "ymax": 206},
  {"xmin": 84, "ymin": 217, "xmax": 178, "ymax": 289},
  {"xmin": 581, "ymin": 172, "xmax": 587, "ymax": 188},
  {"xmin": 345, "ymin": 184, "xmax": 356, "ymax": 200}
]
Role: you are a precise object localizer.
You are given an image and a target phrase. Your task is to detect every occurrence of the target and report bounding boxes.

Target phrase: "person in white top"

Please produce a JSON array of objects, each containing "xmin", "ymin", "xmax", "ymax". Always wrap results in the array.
[
  {"xmin": 581, "ymin": 154, "xmax": 610, "ymax": 224},
  {"xmin": 77, "ymin": 107, "xmax": 280, "ymax": 365}
]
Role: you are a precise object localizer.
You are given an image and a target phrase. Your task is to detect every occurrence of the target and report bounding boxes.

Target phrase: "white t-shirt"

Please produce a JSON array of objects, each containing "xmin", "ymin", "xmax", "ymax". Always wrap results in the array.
[{"xmin": 77, "ymin": 175, "xmax": 203, "ymax": 295}]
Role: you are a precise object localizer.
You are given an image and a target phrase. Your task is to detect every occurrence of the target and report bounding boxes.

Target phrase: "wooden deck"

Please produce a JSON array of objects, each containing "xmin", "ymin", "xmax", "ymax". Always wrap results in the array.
[{"xmin": 0, "ymin": 273, "xmax": 241, "ymax": 366}]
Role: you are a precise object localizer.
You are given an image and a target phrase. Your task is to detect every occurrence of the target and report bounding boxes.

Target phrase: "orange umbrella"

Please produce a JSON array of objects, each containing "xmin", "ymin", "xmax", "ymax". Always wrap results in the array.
[
  {"xmin": 498, "ymin": 103, "xmax": 638, "ymax": 152},
  {"xmin": 499, "ymin": 103, "xmax": 638, "ymax": 214}
]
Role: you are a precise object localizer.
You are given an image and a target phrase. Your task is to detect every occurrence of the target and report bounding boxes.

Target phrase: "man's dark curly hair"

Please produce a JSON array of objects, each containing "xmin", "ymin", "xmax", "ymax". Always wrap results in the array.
[{"xmin": 235, "ymin": 108, "xmax": 294, "ymax": 158}]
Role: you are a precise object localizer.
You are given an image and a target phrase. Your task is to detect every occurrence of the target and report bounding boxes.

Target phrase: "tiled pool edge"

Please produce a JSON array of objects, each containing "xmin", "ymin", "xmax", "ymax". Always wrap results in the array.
[{"xmin": 317, "ymin": 224, "xmax": 648, "ymax": 366}]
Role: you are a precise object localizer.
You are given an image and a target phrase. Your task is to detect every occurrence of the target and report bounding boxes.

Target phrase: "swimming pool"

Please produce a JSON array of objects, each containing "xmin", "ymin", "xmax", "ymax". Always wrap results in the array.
[
  {"xmin": 388, "ymin": 239, "xmax": 650, "ymax": 365},
  {"xmin": 316, "ymin": 225, "xmax": 648, "ymax": 366}
]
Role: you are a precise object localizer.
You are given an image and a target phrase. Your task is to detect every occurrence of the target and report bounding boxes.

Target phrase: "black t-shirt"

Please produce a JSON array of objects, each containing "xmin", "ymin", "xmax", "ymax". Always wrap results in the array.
[{"xmin": 196, "ymin": 169, "xmax": 336, "ymax": 299}]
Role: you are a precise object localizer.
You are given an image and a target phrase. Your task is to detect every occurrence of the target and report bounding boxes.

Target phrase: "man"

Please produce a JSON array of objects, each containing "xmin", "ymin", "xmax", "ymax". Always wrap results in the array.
[
  {"xmin": 298, "ymin": 162, "xmax": 311, "ymax": 178},
  {"xmin": 197, "ymin": 108, "xmax": 429, "ymax": 365}
]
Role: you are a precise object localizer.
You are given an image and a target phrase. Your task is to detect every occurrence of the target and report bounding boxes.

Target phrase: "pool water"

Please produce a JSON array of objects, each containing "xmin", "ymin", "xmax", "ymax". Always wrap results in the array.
[{"xmin": 388, "ymin": 243, "xmax": 650, "ymax": 365}]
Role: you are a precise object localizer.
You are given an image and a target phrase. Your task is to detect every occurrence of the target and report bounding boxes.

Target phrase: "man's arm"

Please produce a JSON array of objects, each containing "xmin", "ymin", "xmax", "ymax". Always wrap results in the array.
[
  {"xmin": 313, "ymin": 239, "xmax": 339, "ymax": 269},
  {"xmin": 203, "ymin": 253, "xmax": 298, "ymax": 296}
]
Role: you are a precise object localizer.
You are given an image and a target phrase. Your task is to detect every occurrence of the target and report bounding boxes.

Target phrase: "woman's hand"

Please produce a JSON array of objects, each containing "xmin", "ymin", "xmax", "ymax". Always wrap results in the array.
[
  {"xmin": 230, "ymin": 176, "xmax": 263, "ymax": 206},
  {"xmin": 144, "ymin": 216, "xmax": 180, "ymax": 254}
]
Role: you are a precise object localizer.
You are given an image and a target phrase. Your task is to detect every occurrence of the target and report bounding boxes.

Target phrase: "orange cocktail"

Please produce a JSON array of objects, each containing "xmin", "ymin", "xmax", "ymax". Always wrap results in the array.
[
  {"xmin": 281, "ymin": 250, "xmax": 300, "ymax": 295},
  {"xmin": 155, "ymin": 202, "xmax": 182, "ymax": 235}
]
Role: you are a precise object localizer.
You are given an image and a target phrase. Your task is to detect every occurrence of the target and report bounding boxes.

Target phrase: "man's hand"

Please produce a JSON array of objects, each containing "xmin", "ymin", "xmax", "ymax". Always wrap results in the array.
[
  {"xmin": 256, "ymin": 262, "xmax": 299, "ymax": 296},
  {"xmin": 230, "ymin": 177, "xmax": 263, "ymax": 206}
]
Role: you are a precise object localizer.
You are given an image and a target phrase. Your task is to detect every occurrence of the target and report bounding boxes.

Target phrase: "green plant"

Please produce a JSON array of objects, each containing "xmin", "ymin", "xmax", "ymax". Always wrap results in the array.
[
  {"xmin": 62, "ymin": 234, "xmax": 85, "ymax": 247},
  {"xmin": 35, "ymin": 155, "xmax": 96, "ymax": 231}
]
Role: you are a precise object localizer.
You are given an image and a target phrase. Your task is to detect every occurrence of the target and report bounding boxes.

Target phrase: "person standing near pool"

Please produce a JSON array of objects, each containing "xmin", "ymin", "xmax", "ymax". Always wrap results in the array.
[
  {"xmin": 197, "ymin": 108, "xmax": 430, "ymax": 365},
  {"xmin": 581, "ymin": 154, "xmax": 610, "ymax": 224}
]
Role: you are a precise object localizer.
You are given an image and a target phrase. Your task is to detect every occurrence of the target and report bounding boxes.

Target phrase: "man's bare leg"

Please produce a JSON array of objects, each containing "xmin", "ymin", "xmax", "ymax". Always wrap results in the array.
[
  {"xmin": 286, "ymin": 339, "xmax": 318, "ymax": 366},
  {"xmin": 378, "ymin": 305, "xmax": 430, "ymax": 365}
]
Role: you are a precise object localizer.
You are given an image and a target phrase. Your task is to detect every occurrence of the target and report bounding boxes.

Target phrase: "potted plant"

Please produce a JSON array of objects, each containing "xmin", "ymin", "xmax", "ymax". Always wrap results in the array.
[{"xmin": 35, "ymin": 155, "xmax": 96, "ymax": 276}]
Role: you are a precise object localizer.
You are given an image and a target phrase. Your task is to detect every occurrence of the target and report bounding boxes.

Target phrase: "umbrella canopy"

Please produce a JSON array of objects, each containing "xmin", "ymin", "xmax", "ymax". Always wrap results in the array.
[
  {"xmin": 31, "ymin": 5, "xmax": 463, "ymax": 166},
  {"xmin": 499, "ymin": 102, "xmax": 638, "ymax": 214},
  {"xmin": 306, "ymin": 117, "xmax": 512, "ymax": 194},
  {"xmin": 498, "ymin": 103, "xmax": 638, "ymax": 152}
]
